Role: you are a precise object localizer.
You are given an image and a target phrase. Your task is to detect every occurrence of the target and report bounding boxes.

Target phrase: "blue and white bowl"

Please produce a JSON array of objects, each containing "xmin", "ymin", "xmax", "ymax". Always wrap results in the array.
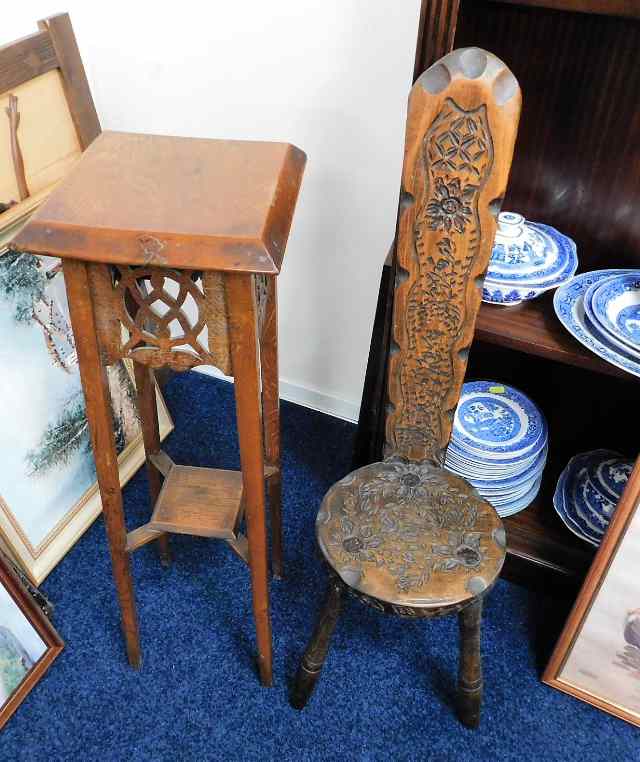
[
  {"xmin": 445, "ymin": 380, "xmax": 548, "ymax": 517},
  {"xmin": 553, "ymin": 449, "xmax": 633, "ymax": 547},
  {"xmin": 583, "ymin": 278, "xmax": 640, "ymax": 362},
  {"xmin": 482, "ymin": 212, "xmax": 578, "ymax": 305},
  {"xmin": 554, "ymin": 269, "xmax": 640, "ymax": 378},
  {"xmin": 590, "ymin": 272, "xmax": 640, "ymax": 353}
]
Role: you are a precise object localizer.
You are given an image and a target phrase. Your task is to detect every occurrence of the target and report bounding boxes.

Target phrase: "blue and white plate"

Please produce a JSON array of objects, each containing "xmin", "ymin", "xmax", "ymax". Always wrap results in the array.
[
  {"xmin": 583, "ymin": 279, "xmax": 640, "ymax": 362},
  {"xmin": 445, "ymin": 442, "xmax": 543, "ymax": 471},
  {"xmin": 593, "ymin": 456, "xmax": 632, "ymax": 502},
  {"xmin": 591, "ymin": 272, "xmax": 640, "ymax": 353},
  {"xmin": 553, "ymin": 450, "xmax": 631, "ymax": 547},
  {"xmin": 451, "ymin": 381, "xmax": 547, "ymax": 460},
  {"xmin": 459, "ymin": 446, "xmax": 548, "ymax": 490},
  {"xmin": 553, "ymin": 269, "xmax": 640, "ymax": 378},
  {"xmin": 495, "ymin": 475, "xmax": 543, "ymax": 517},
  {"xmin": 445, "ymin": 380, "xmax": 548, "ymax": 518},
  {"xmin": 553, "ymin": 466, "xmax": 599, "ymax": 547},
  {"xmin": 445, "ymin": 442, "xmax": 545, "ymax": 481}
]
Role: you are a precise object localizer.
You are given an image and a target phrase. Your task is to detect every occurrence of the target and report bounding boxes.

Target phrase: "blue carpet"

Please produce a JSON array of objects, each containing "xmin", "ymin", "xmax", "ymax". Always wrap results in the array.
[{"xmin": 4, "ymin": 372, "xmax": 638, "ymax": 760}]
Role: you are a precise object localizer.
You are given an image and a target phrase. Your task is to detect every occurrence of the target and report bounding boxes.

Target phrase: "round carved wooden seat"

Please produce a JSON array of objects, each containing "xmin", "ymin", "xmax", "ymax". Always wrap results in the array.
[{"xmin": 316, "ymin": 460, "xmax": 506, "ymax": 617}]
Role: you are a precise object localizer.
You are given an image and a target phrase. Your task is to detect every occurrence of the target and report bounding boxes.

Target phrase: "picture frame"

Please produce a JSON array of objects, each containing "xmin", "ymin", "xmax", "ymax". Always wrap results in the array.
[
  {"xmin": 543, "ymin": 455, "xmax": 640, "ymax": 727},
  {"xmin": 0, "ymin": 16, "xmax": 173, "ymax": 586},
  {"xmin": 0, "ymin": 249, "xmax": 174, "ymax": 585},
  {"xmin": 0, "ymin": 549, "xmax": 63, "ymax": 731}
]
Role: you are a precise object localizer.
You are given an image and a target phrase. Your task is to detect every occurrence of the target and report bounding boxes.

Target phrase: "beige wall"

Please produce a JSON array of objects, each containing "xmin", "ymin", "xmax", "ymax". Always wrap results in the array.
[{"xmin": 5, "ymin": 1, "xmax": 420, "ymax": 420}]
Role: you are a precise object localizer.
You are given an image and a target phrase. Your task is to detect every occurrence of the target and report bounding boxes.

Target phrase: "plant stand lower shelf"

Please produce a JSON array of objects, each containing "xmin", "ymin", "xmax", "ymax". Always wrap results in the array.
[
  {"xmin": 149, "ymin": 465, "xmax": 244, "ymax": 539},
  {"xmin": 123, "ymin": 449, "xmax": 279, "ymax": 562}
]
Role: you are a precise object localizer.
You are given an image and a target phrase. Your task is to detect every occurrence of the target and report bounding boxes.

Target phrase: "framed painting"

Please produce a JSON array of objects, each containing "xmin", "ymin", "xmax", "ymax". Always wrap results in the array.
[
  {"xmin": 544, "ymin": 455, "xmax": 640, "ymax": 726},
  {"xmin": 0, "ymin": 17, "xmax": 172, "ymax": 585},
  {"xmin": 0, "ymin": 549, "xmax": 63, "ymax": 730},
  {"xmin": 0, "ymin": 249, "xmax": 173, "ymax": 585}
]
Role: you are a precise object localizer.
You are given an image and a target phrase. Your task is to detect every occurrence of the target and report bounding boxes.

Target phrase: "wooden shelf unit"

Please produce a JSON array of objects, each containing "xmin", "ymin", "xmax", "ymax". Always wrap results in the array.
[
  {"xmin": 353, "ymin": 0, "xmax": 640, "ymax": 594},
  {"xmin": 476, "ymin": 297, "xmax": 632, "ymax": 381}
]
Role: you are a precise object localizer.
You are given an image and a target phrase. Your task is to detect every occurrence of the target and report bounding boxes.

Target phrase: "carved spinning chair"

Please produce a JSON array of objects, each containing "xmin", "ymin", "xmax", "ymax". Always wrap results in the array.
[{"xmin": 291, "ymin": 48, "xmax": 521, "ymax": 728}]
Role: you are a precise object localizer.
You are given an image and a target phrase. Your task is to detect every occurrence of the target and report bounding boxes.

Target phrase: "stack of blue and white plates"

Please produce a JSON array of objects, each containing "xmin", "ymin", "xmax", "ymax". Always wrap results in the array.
[
  {"xmin": 554, "ymin": 269, "xmax": 640, "ymax": 379},
  {"xmin": 553, "ymin": 450, "xmax": 633, "ymax": 546},
  {"xmin": 445, "ymin": 381, "xmax": 548, "ymax": 517},
  {"xmin": 482, "ymin": 212, "xmax": 578, "ymax": 305}
]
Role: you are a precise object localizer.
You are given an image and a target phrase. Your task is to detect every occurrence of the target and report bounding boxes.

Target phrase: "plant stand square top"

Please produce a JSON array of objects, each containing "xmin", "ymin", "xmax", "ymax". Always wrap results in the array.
[{"xmin": 12, "ymin": 130, "xmax": 306, "ymax": 273}]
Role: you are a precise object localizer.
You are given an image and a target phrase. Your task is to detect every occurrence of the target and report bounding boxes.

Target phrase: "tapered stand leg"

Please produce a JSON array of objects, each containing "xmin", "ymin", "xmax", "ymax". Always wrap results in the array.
[
  {"xmin": 227, "ymin": 272, "xmax": 273, "ymax": 687},
  {"xmin": 458, "ymin": 598, "xmax": 483, "ymax": 728},
  {"xmin": 133, "ymin": 362, "xmax": 170, "ymax": 567},
  {"xmin": 259, "ymin": 276, "xmax": 284, "ymax": 579},
  {"xmin": 291, "ymin": 575, "xmax": 344, "ymax": 710},
  {"xmin": 63, "ymin": 260, "xmax": 141, "ymax": 668}
]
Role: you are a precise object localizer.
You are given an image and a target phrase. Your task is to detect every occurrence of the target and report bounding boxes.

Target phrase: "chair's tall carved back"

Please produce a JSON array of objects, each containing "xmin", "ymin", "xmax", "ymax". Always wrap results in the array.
[{"xmin": 385, "ymin": 48, "xmax": 521, "ymax": 465}]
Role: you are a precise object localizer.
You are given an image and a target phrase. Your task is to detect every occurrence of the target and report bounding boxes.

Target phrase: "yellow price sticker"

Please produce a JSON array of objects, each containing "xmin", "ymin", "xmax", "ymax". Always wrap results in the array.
[{"xmin": 488, "ymin": 385, "xmax": 506, "ymax": 394}]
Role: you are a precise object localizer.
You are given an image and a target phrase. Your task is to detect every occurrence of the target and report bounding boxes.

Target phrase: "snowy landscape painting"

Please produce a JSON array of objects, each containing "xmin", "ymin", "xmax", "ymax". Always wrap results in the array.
[{"xmin": 0, "ymin": 250, "xmax": 173, "ymax": 583}]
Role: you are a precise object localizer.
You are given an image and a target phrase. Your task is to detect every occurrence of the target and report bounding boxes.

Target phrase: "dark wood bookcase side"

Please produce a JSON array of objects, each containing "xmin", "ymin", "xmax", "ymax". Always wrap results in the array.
[{"xmin": 353, "ymin": 0, "xmax": 640, "ymax": 594}]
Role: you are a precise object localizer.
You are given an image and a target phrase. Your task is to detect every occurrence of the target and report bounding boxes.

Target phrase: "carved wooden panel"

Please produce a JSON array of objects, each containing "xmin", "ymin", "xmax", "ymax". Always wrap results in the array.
[
  {"xmin": 88, "ymin": 264, "xmax": 232, "ymax": 374},
  {"xmin": 385, "ymin": 48, "xmax": 521, "ymax": 464}
]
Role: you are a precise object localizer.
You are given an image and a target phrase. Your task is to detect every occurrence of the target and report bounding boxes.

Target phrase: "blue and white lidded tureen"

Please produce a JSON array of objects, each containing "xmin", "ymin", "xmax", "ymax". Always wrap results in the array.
[{"xmin": 482, "ymin": 212, "xmax": 578, "ymax": 305}]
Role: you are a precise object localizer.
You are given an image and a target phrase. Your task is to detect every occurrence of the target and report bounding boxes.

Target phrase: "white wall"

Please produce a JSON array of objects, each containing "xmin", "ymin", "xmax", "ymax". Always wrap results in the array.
[{"xmin": 5, "ymin": 1, "xmax": 420, "ymax": 421}]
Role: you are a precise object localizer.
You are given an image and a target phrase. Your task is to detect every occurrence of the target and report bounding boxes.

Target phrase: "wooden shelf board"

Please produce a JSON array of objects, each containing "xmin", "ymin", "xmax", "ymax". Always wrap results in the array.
[
  {"xmin": 475, "ymin": 295, "xmax": 631, "ymax": 380},
  {"xmin": 149, "ymin": 465, "xmax": 244, "ymax": 540},
  {"xmin": 494, "ymin": 0, "xmax": 640, "ymax": 20},
  {"xmin": 503, "ymin": 494, "xmax": 594, "ymax": 581}
]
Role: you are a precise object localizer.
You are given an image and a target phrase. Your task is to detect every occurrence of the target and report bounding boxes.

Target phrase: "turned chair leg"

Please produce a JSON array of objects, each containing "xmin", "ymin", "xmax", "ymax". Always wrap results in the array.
[
  {"xmin": 291, "ymin": 575, "xmax": 344, "ymax": 709},
  {"xmin": 458, "ymin": 598, "xmax": 483, "ymax": 729},
  {"xmin": 133, "ymin": 362, "xmax": 171, "ymax": 567},
  {"xmin": 227, "ymin": 273, "xmax": 273, "ymax": 687},
  {"xmin": 259, "ymin": 276, "xmax": 284, "ymax": 579}
]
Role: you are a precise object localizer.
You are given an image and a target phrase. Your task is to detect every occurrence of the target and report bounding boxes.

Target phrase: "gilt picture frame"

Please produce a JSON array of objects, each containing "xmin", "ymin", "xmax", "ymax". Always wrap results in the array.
[
  {"xmin": 0, "ymin": 248, "xmax": 173, "ymax": 585},
  {"xmin": 544, "ymin": 456, "xmax": 640, "ymax": 727},
  {"xmin": 0, "ymin": 550, "xmax": 63, "ymax": 730}
]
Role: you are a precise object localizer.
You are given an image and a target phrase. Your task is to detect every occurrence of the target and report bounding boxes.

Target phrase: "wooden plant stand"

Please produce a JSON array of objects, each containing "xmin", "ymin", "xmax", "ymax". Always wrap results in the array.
[{"xmin": 13, "ymin": 131, "xmax": 306, "ymax": 685}]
